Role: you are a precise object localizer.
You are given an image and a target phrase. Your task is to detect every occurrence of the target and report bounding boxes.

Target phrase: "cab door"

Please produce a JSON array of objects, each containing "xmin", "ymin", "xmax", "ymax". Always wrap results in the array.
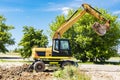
[{"xmin": 52, "ymin": 39, "xmax": 71, "ymax": 57}]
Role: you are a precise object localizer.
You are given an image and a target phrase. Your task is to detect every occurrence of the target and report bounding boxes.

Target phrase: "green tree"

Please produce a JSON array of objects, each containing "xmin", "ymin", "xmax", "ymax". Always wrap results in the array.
[
  {"xmin": 49, "ymin": 8, "xmax": 120, "ymax": 62},
  {"xmin": 19, "ymin": 26, "xmax": 48, "ymax": 58},
  {"xmin": 0, "ymin": 16, "xmax": 15, "ymax": 53}
]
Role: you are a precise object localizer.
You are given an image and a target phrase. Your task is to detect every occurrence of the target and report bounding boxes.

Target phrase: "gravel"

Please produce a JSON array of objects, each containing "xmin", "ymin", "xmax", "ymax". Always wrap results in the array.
[{"xmin": 80, "ymin": 64, "xmax": 120, "ymax": 80}]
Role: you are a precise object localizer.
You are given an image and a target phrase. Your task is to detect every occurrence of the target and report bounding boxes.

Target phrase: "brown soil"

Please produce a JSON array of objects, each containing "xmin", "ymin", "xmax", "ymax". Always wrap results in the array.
[
  {"xmin": 0, "ymin": 63, "xmax": 120, "ymax": 80},
  {"xmin": 0, "ymin": 64, "xmax": 53, "ymax": 80}
]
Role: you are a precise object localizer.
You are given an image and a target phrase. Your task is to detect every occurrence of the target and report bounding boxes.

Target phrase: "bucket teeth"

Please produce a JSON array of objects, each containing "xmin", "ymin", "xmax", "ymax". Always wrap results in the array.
[{"xmin": 92, "ymin": 22, "xmax": 107, "ymax": 36}]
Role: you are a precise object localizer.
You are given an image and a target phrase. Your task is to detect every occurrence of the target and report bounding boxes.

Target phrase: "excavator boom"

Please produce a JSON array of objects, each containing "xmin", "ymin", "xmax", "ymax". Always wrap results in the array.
[
  {"xmin": 53, "ymin": 3, "xmax": 110, "ymax": 39},
  {"xmin": 53, "ymin": 10, "xmax": 86, "ymax": 39}
]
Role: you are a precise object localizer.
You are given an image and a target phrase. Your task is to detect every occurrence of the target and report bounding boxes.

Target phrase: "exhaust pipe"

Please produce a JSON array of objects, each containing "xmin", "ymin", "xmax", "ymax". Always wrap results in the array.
[{"xmin": 92, "ymin": 20, "xmax": 110, "ymax": 36}]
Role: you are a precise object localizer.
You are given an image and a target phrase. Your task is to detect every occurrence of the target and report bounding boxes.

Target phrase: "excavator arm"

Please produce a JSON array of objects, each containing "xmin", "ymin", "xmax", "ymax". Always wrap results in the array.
[{"xmin": 53, "ymin": 3, "xmax": 110, "ymax": 39}]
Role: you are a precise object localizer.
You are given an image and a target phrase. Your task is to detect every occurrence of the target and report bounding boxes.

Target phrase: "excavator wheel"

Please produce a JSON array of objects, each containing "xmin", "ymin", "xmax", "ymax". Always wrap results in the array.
[
  {"xmin": 34, "ymin": 61, "xmax": 45, "ymax": 72},
  {"xmin": 73, "ymin": 62, "xmax": 79, "ymax": 67},
  {"xmin": 27, "ymin": 64, "xmax": 34, "ymax": 72},
  {"xmin": 61, "ymin": 61, "xmax": 73, "ymax": 69}
]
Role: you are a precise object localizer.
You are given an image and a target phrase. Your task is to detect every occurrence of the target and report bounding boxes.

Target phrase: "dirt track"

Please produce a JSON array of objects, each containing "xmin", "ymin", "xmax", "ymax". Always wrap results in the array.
[
  {"xmin": 0, "ymin": 62, "xmax": 120, "ymax": 80},
  {"xmin": 80, "ymin": 64, "xmax": 120, "ymax": 80}
]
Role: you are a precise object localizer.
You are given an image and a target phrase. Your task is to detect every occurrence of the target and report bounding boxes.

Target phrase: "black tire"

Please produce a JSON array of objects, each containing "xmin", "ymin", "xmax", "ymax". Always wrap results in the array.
[
  {"xmin": 27, "ymin": 64, "xmax": 34, "ymax": 72},
  {"xmin": 73, "ymin": 62, "xmax": 78, "ymax": 67},
  {"xmin": 61, "ymin": 61, "xmax": 72, "ymax": 68},
  {"xmin": 34, "ymin": 61, "xmax": 45, "ymax": 72}
]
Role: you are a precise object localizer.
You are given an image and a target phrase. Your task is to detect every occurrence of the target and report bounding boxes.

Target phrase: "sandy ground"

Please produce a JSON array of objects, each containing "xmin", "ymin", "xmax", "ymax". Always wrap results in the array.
[
  {"xmin": 80, "ymin": 64, "xmax": 120, "ymax": 80},
  {"xmin": 0, "ymin": 62, "xmax": 120, "ymax": 80},
  {"xmin": 0, "ymin": 53, "xmax": 120, "ymax": 80}
]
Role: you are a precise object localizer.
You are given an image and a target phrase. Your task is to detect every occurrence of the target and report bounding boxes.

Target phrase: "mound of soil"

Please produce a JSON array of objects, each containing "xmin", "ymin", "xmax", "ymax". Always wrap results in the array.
[{"xmin": 0, "ymin": 64, "xmax": 53, "ymax": 80}]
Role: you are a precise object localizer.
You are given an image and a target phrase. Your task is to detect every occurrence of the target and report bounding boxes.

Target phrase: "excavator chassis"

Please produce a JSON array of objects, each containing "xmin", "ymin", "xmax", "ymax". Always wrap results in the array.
[{"xmin": 28, "ymin": 58, "xmax": 78, "ymax": 72}]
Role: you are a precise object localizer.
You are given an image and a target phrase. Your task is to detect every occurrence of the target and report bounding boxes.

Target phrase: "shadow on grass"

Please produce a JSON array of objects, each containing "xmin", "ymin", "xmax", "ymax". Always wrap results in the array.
[{"xmin": 44, "ymin": 69, "xmax": 54, "ymax": 72}]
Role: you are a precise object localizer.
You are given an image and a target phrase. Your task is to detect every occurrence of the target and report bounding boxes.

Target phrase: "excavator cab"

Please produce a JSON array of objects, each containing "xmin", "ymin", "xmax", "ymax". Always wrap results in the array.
[{"xmin": 52, "ymin": 39, "xmax": 71, "ymax": 57}]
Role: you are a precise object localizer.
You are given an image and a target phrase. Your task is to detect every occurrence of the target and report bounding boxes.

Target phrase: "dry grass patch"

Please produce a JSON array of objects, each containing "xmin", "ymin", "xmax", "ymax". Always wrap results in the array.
[{"xmin": 54, "ymin": 66, "xmax": 91, "ymax": 80}]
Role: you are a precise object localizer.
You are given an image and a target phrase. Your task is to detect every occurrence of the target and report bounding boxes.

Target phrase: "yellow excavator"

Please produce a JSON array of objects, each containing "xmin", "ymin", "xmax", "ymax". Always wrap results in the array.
[{"xmin": 29, "ymin": 3, "xmax": 110, "ymax": 72}]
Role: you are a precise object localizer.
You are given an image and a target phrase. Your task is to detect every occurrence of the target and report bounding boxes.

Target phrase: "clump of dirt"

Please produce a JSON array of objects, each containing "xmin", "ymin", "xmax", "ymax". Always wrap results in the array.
[{"xmin": 0, "ymin": 64, "xmax": 53, "ymax": 80}]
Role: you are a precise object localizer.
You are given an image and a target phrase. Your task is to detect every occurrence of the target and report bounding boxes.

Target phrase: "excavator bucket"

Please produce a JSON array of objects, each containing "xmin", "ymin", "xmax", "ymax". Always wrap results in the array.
[{"xmin": 92, "ymin": 21, "xmax": 110, "ymax": 36}]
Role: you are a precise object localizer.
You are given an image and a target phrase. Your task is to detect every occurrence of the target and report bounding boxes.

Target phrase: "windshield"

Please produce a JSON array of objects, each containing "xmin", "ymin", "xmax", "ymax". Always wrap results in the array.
[{"xmin": 60, "ymin": 40, "xmax": 69, "ymax": 50}]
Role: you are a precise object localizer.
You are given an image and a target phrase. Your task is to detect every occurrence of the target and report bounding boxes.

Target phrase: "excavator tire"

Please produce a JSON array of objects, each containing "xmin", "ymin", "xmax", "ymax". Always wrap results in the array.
[
  {"xmin": 34, "ymin": 61, "xmax": 45, "ymax": 72},
  {"xmin": 61, "ymin": 61, "xmax": 73, "ymax": 69},
  {"xmin": 27, "ymin": 64, "xmax": 34, "ymax": 72}
]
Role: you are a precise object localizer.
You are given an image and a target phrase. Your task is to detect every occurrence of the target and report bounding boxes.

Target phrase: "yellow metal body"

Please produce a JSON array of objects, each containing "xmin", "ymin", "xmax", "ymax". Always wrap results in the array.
[
  {"xmin": 32, "ymin": 47, "xmax": 76, "ymax": 61},
  {"xmin": 32, "ymin": 48, "xmax": 52, "ymax": 58}
]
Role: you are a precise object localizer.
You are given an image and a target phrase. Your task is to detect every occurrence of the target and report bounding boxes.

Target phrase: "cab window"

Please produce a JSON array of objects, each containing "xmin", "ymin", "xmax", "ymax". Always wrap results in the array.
[
  {"xmin": 54, "ymin": 40, "xmax": 59, "ymax": 50},
  {"xmin": 60, "ymin": 40, "xmax": 69, "ymax": 50}
]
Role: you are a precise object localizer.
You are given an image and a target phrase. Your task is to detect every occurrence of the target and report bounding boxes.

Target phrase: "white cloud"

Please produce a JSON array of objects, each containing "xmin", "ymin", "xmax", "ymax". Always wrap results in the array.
[
  {"xmin": 112, "ymin": 11, "xmax": 120, "ymax": 21},
  {"xmin": 47, "ymin": 2, "xmax": 56, "ymax": 5},
  {"xmin": 0, "ymin": 8, "xmax": 23, "ymax": 13},
  {"xmin": 43, "ymin": 7, "xmax": 60, "ymax": 12},
  {"xmin": 42, "ymin": 6, "xmax": 72, "ymax": 15},
  {"xmin": 61, "ymin": 7, "xmax": 72, "ymax": 15},
  {"xmin": 117, "ymin": 18, "xmax": 120, "ymax": 21},
  {"xmin": 113, "ymin": 10, "xmax": 120, "ymax": 15}
]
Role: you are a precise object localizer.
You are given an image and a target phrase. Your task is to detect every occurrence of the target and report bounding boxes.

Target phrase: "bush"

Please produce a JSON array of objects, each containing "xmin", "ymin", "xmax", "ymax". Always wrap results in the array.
[{"xmin": 53, "ymin": 66, "xmax": 91, "ymax": 80}]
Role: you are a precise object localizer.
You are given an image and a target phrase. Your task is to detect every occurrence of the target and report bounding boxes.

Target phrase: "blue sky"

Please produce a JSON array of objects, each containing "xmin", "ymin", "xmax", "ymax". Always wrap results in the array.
[{"xmin": 0, "ymin": 0, "xmax": 120, "ymax": 50}]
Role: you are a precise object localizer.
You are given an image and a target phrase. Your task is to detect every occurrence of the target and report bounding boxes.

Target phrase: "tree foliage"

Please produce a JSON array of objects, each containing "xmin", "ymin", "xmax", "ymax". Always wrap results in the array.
[
  {"xmin": 19, "ymin": 26, "xmax": 48, "ymax": 58},
  {"xmin": 0, "ymin": 15, "xmax": 15, "ymax": 53},
  {"xmin": 49, "ymin": 8, "xmax": 120, "ymax": 62}
]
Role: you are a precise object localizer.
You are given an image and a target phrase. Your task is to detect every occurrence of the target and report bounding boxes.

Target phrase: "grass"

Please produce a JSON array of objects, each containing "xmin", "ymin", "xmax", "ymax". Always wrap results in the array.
[{"xmin": 53, "ymin": 66, "xmax": 91, "ymax": 80}]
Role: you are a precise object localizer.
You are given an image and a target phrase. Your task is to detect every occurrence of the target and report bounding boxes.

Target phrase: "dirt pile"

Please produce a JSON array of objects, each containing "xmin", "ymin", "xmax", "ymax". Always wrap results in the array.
[{"xmin": 0, "ymin": 64, "xmax": 53, "ymax": 80}]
